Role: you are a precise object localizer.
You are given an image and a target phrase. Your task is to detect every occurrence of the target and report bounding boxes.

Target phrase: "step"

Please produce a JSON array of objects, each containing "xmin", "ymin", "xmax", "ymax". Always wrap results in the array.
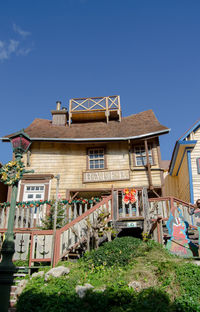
[
  {"xmin": 14, "ymin": 273, "xmax": 27, "ymax": 278},
  {"xmin": 10, "ymin": 299, "xmax": 17, "ymax": 308},
  {"xmin": 8, "ymin": 307, "xmax": 16, "ymax": 312},
  {"xmin": 11, "ymin": 285, "xmax": 17, "ymax": 292}
]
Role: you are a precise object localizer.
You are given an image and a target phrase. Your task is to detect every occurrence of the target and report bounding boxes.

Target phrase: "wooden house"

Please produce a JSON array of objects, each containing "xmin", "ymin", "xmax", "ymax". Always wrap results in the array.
[
  {"xmin": 3, "ymin": 95, "xmax": 169, "ymax": 204},
  {"xmin": 164, "ymin": 119, "xmax": 200, "ymax": 204},
  {"xmin": 2, "ymin": 99, "xmax": 200, "ymax": 263}
]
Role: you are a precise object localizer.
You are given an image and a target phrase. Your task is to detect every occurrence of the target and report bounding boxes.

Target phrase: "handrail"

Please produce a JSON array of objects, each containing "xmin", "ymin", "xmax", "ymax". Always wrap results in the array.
[
  {"xmin": 54, "ymin": 195, "xmax": 112, "ymax": 265},
  {"xmin": 149, "ymin": 196, "xmax": 195, "ymax": 208},
  {"xmin": 70, "ymin": 96, "xmax": 120, "ymax": 112}
]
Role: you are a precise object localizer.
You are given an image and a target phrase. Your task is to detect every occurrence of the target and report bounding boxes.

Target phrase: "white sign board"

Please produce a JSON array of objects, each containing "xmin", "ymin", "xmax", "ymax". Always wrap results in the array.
[
  {"xmin": 83, "ymin": 169, "xmax": 130, "ymax": 183},
  {"xmin": 127, "ymin": 222, "xmax": 137, "ymax": 228}
]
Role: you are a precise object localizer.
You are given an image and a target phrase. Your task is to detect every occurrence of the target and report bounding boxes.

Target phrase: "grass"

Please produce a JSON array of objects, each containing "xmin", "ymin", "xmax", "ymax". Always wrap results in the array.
[{"xmin": 16, "ymin": 237, "xmax": 200, "ymax": 312}]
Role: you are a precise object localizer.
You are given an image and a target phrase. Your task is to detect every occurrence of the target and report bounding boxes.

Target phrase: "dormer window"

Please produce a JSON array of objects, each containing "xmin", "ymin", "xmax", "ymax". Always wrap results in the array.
[{"xmin": 88, "ymin": 148, "xmax": 105, "ymax": 169}]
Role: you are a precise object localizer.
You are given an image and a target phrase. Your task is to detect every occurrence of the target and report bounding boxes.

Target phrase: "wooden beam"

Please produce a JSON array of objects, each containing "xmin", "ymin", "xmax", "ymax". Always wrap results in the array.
[{"xmin": 144, "ymin": 139, "xmax": 153, "ymax": 190}]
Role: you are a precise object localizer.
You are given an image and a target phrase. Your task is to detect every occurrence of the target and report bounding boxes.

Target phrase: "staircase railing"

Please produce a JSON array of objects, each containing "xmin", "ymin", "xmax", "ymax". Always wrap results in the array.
[
  {"xmin": 148, "ymin": 197, "xmax": 195, "ymax": 225},
  {"xmin": 54, "ymin": 195, "xmax": 112, "ymax": 266},
  {"xmin": 0, "ymin": 201, "xmax": 98, "ymax": 230},
  {"xmin": 9, "ymin": 195, "xmax": 113, "ymax": 266}
]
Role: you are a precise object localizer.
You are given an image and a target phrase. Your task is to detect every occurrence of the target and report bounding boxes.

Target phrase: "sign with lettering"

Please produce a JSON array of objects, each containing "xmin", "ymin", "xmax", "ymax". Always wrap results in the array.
[{"xmin": 83, "ymin": 169, "xmax": 130, "ymax": 183}]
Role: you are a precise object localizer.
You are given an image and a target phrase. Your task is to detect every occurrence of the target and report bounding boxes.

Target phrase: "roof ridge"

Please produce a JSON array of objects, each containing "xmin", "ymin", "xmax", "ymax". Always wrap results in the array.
[{"xmin": 178, "ymin": 119, "xmax": 200, "ymax": 141}]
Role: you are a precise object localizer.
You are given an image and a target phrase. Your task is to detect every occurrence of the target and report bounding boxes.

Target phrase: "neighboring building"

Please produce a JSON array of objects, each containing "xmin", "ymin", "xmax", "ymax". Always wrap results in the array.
[
  {"xmin": 164, "ymin": 119, "xmax": 200, "ymax": 204},
  {"xmin": 3, "ymin": 95, "xmax": 169, "ymax": 202}
]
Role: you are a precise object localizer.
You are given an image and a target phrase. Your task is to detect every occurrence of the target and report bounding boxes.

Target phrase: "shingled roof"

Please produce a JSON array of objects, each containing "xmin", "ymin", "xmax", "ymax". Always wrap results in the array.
[{"xmin": 4, "ymin": 109, "xmax": 169, "ymax": 141}]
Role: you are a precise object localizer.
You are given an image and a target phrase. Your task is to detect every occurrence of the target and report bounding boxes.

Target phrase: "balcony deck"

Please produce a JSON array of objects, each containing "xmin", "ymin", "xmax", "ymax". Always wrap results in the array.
[{"xmin": 69, "ymin": 95, "xmax": 121, "ymax": 125}]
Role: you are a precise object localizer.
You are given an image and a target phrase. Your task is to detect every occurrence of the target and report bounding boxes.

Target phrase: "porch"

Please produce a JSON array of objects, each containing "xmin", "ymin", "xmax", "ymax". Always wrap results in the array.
[{"xmin": 0, "ymin": 190, "xmax": 199, "ymax": 266}]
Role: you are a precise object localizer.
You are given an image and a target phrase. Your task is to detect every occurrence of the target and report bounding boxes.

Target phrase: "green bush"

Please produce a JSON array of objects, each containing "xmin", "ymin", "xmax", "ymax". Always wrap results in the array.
[
  {"xmin": 17, "ymin": 281, "xmax": 176, "ymax": 312},
  {"xmin": 173, "ymin": 263, "xmax": 200, "ymax": 311},
  {"xmin": 83, "ymin": 236, "xmax": 143, "ymax": 268}
]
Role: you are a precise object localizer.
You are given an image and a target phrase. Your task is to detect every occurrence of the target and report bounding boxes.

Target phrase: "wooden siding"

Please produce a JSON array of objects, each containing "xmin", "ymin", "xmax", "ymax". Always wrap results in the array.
[
  {"xmin": 164, "ymin": 154, "xmax": 190, "ymax": 202},
  {"xmin": 23, "ymin": 140, "xmax": 162, "ymax": 198},
  {"xmin": 191, "ymin": 127, "xmax": 200, "ymax": 202},
  {"xmin": 164, "ymin": 126, "xmax": 200, "ymax": 203},
  {"xmin": 177, "ymin": 153, "xmax": 190, "ymax": 202},
  {"xmin": 163, "ymin": 174, "xmax": 179, "ymax": 198}
]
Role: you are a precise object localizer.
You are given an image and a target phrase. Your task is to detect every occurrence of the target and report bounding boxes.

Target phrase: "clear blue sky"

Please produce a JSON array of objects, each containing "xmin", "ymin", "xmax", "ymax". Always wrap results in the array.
[{"xmin": 0, "ymin": 0, "xmax": 200, "ymax": 164}]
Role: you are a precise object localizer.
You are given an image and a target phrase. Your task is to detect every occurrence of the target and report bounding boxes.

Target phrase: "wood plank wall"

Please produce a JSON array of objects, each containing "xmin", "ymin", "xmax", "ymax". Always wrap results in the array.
[{"xmin": 23, "ymin": 140, "xmax": 162, "ymax": 199}]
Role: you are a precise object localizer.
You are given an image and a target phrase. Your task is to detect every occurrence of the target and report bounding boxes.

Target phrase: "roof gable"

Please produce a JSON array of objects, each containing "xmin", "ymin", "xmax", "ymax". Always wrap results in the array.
[
  {"xmin": 179, "ymin": 119, "xmax": 200, "ymax": 141},
  {"xmin": 169, "ymin": 120, "xmax": 200, "ymax": 175}
]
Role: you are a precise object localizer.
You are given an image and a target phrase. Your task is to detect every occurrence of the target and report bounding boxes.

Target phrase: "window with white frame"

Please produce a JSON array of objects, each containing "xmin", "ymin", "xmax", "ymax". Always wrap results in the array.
[
  {"xmin": 23, "ymin": 185, "xmax": 45, "ymax": 201},
  {"xmin": 88, "ymin": 148, "xmax": 105, "ymax": 169},
  {"xmin": 134, "ymin": 145, "xmax": 153, "ymax": 166}
]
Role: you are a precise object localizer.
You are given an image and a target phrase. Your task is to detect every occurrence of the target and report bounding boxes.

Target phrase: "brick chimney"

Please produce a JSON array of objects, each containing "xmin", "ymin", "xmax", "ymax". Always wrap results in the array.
[{"xmin": 51, "ymin": 101, "xmax": 68, "ymax": 126}]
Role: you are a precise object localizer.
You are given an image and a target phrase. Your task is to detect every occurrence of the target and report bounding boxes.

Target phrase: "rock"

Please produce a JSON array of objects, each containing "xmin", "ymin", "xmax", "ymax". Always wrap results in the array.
[
  {"xmin": 128, "ymin": 281, "xmax": 142, "ymax": 291},
  {"xmin": 15, "ymin": 279, "xmax": 28, "ymax": 297},
  {"xmin": 31, "ymin": 271, "xmax": 45, "ymax": 279},
  {"xmin": 75, "ymin": 283, "xmax": 94, "ymax": 298},
  {"xmin": 45, "ymin": 266, "xmax": 70, "ymax": 281},
  {"xmin": 94, "ymin": 287, "xmax": 106, "ymax": 292},
  {"xmin": 193, "ymin": 260, "xmax": 200, "ymax": 266}
]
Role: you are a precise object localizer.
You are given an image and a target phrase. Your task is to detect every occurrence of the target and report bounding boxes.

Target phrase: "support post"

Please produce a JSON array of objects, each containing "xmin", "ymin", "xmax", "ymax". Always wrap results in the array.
[
  {"xmin": 144, "ymin": 140, "xmax": 153, "ymax": 190},
  {"xmin": 143, "ymin": 188, "xmax": 150, "ymax": 233},
  {"xmin": 51, "ymin": 174, "xmax": 60, "ymax": 267}
]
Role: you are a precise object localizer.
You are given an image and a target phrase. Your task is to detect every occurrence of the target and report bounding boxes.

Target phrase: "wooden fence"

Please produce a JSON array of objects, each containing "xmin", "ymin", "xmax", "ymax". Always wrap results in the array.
[
  {"xmin": 0, "ymin": 195, "xmax": 113, "ymax": 266},
  {"xmin": 0, "ymin": 201, "xmax": 96, "ymax": 230}
]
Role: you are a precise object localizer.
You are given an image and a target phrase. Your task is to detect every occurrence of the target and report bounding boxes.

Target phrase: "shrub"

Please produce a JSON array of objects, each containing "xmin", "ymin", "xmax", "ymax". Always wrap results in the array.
[{"xmin": 83, "ymin": 236, "xmax": 143, "ymax": 268}]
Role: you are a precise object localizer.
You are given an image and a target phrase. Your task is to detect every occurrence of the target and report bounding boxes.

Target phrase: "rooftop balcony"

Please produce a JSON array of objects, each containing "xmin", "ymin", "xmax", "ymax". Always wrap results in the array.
[{"xmin": 69, "ymin": 95, "xmax": 121, "ymax": 125}]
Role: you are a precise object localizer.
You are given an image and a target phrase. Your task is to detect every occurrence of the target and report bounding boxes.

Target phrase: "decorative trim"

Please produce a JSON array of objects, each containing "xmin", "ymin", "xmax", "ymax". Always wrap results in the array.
[
  {"xmin": 22, "ymin": 174, "xmax": 54, "ymax": 180},
  {"xmin": 187, "ymin": 150, "xmax": 194, "ymax": 204},
  {"xmin": 169, "ymin": 140, "xmax": 197, "ymax": 175},
  {"xmin": 179, "ymin": 120, "xmax": 200, "ymax": 141}
]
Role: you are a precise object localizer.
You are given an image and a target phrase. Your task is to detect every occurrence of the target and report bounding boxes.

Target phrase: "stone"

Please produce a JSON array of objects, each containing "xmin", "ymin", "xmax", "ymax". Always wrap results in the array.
[
  {"xmin": 128, "ymin": 281, "xmax": 142, "ymax": 291},
  {"xmin": 94, "ymin": 287, "xmax": 106, "ymax": 292},
  {"xmin": 75, "ymin": 283, "xmax": 94, "ymax": 298},
  {"xmin": 31, "ymin": 271, "xmax": 45, "ymax": 279},
  {"xmin": 45, "ymin": 266, "xmax": 70, "ymax": 281},
  {"xmin": 192, "ymin": 260, "xmax": 200, "ymax": 266},
  {"xmin": 15, "ymin": 279, "xmax": 28, "ymax": 297}
]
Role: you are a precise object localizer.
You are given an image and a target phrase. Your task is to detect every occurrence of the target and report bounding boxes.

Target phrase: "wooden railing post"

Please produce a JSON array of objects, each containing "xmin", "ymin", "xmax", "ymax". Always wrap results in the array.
[
  {"xmin": 112, "ymin": 190, "xmax": 118, "ymax": 223},
  {"xmin": 170, "ymin": 197, "xmax": 175, "ymax": 214},
  {"xmin": 143, "ymin": 188, "xmax": 150, "ymax": 233}
]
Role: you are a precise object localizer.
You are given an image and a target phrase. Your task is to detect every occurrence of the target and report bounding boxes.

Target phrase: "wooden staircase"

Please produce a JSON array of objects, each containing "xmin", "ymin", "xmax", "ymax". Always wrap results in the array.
[{"xmin": 27, "ymin": 194, "xmax": 113, "ymax": 267}]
